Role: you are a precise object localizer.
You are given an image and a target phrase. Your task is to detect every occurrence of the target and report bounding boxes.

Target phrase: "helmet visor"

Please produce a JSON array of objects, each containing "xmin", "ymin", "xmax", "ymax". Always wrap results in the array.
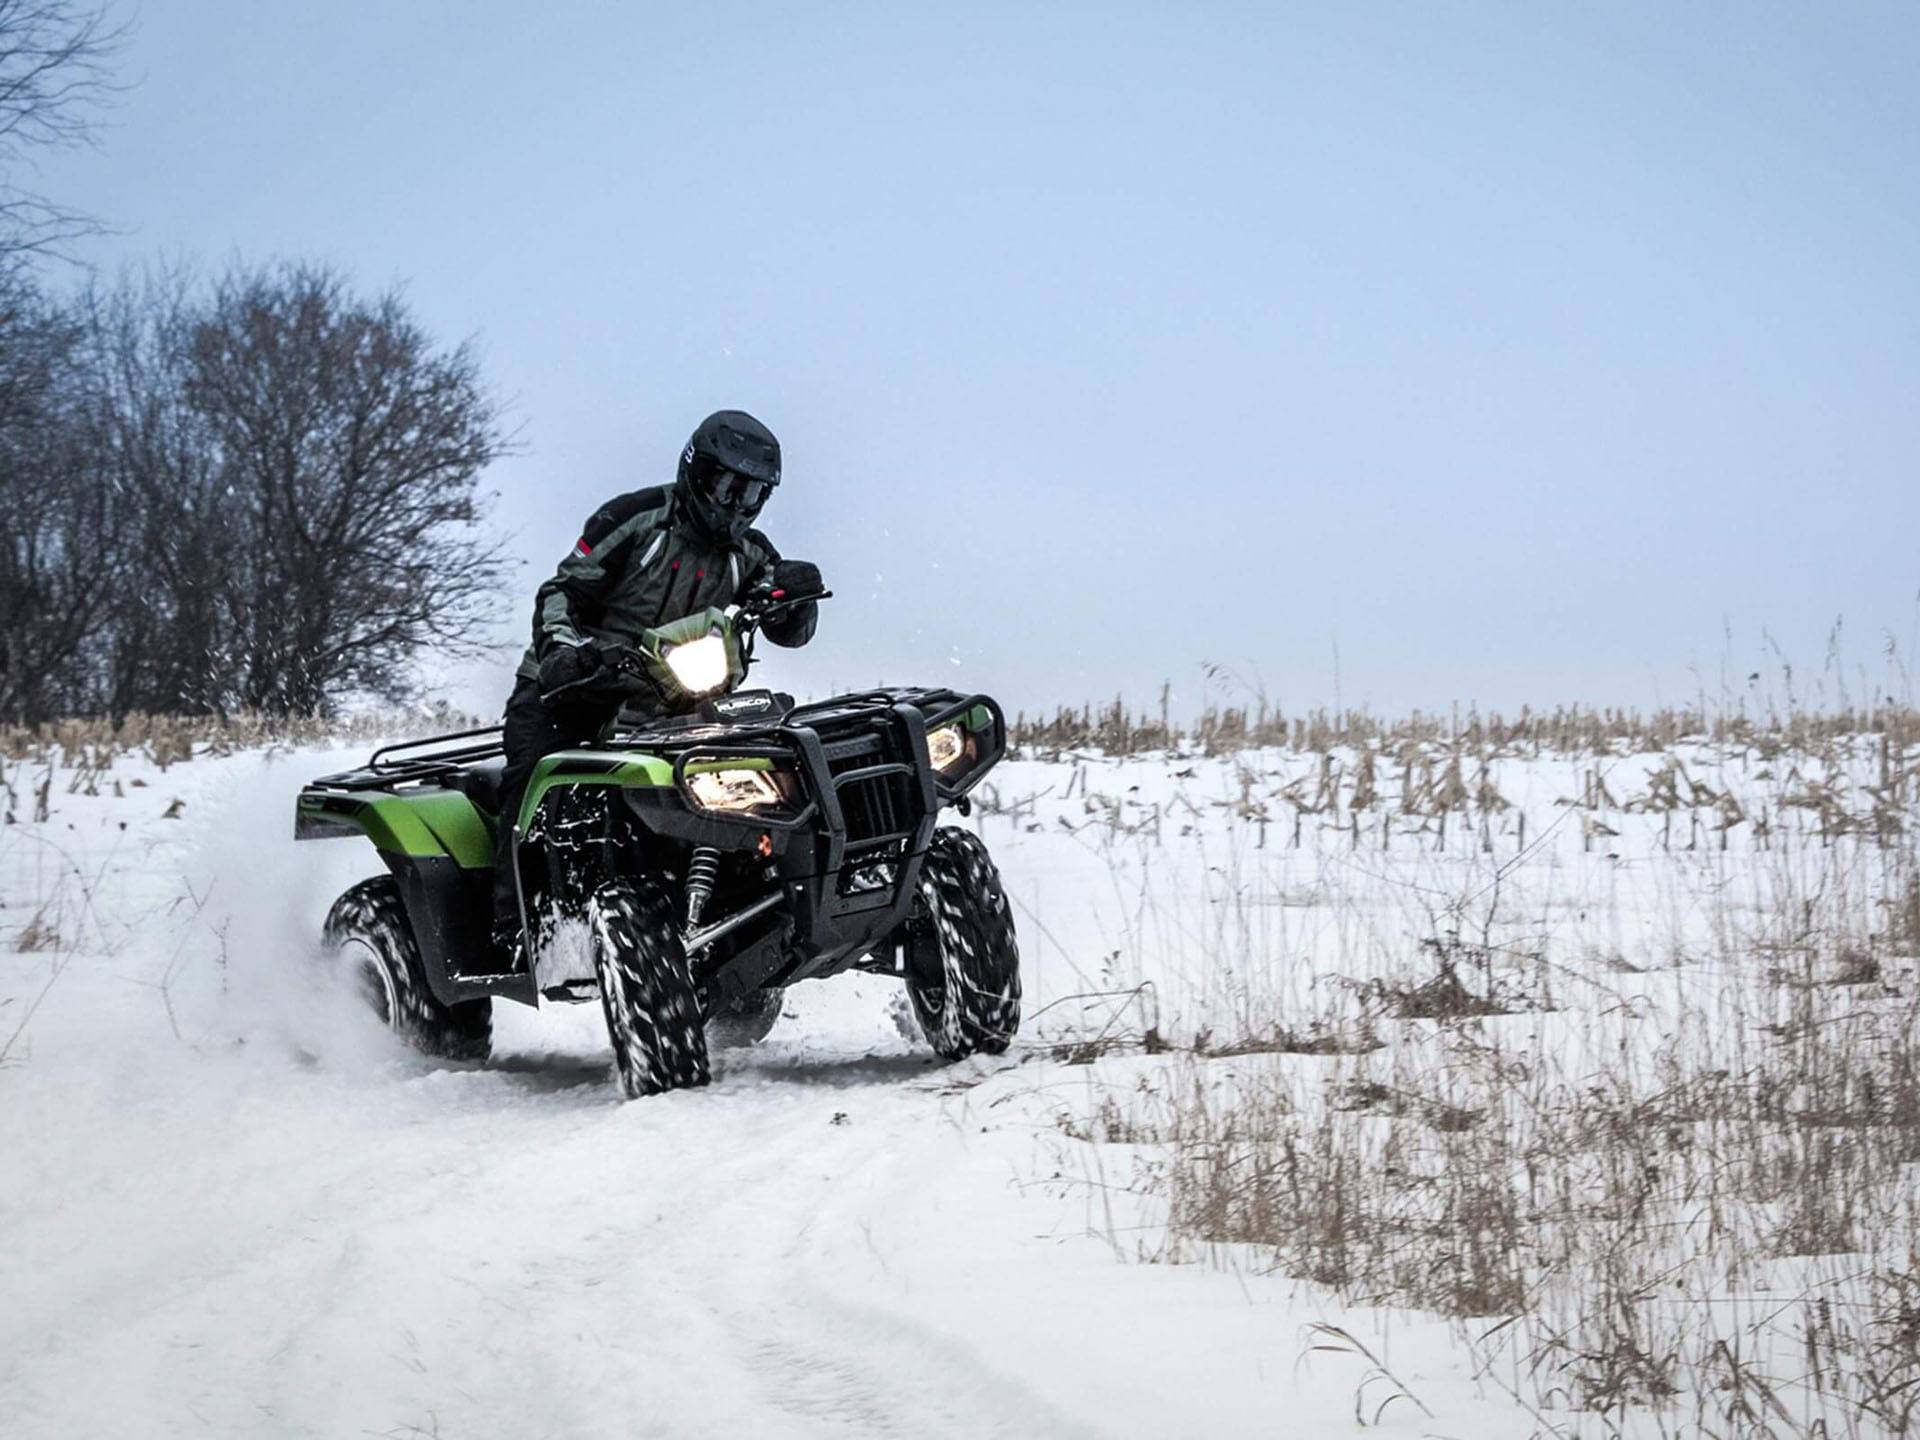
[{"xmin": 705, "ymin": 468, "xmax": 771, "ymax": 513}]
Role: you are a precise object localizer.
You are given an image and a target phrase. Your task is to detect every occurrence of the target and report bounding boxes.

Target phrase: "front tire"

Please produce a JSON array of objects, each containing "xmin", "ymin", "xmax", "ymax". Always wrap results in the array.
[
  {"xmin": 322, "ymin": 877, "xmax": 491, "ymax": 1061},
  {"xmin": 903, "ymin": 828, "xmax": 1022, "ymax": 1060},
  {"xmin": 588, "ymin": 877, "xmax": 709, "ymax": 1098}
]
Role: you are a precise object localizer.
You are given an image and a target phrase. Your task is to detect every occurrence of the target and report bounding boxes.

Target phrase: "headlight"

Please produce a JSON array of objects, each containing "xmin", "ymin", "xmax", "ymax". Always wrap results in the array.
[
  {"xmin": 664, "ymin": 633, "xmax": 730, "ymax": 695},
  {"xmin": 685, "ymin": 766, "xmax": 793, "ymax": 814},
  {"xmin": 926, "ymin": 723, "xmax": 973, "ymax": 774}
]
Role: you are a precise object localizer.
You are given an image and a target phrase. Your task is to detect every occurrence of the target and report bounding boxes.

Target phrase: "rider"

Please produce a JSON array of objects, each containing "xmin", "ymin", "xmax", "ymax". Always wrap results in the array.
[{"xmin": 490, "ymin": 409, "xmax": 821, "ymax": 961}]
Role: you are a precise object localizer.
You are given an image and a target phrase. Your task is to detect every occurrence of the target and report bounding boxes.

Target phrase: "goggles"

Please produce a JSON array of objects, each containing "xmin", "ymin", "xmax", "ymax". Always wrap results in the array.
[{"xmin": 705, "ymin": 467, "xmax": 772, "ymax": 511}]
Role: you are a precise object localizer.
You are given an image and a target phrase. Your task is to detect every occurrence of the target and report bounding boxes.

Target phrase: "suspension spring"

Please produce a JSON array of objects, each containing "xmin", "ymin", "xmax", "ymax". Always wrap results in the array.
[{"xmin": 685, "ymin": 845, "xmax": 721, "ymax": 929}]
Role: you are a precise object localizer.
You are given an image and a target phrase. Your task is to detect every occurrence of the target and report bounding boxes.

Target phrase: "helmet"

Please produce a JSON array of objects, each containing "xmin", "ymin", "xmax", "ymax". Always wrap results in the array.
[{"xmin": 676, "ymin": 409, "xmax": 781, "ymax": 544}]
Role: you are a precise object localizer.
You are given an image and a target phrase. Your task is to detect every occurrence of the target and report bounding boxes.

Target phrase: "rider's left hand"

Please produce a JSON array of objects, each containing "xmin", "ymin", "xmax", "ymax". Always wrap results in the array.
[{"xmin": 537, "ymin": 641, "xmax": 602, "ymax": 698}]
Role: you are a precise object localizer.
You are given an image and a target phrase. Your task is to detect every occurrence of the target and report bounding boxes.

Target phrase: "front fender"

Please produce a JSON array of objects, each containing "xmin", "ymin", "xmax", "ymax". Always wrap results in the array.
[{"xmin": 516, "ymin": 750, "xmax": 675, "ymax": 835}]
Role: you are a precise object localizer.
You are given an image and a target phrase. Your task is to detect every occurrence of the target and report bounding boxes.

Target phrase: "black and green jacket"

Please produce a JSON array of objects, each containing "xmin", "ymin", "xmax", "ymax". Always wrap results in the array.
[{"xmin": 515, "ymin": 485, "xmax": 817, "ymax": 683}]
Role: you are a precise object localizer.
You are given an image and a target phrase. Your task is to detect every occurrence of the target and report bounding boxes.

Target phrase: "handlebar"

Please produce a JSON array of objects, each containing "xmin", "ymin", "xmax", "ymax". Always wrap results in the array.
[
  {"xmin": 537, "ymin": 587, "xmax": 832, "ymax": 706},
  {"xmin": 739, "ymin": 586, "xmax": 831, "ymax": 633}
]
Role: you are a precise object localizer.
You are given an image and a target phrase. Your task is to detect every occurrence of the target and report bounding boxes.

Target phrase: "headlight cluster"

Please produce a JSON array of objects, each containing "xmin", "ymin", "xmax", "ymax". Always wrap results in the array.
[
  {"xmin": 926, "ymin": 723, "xmax": 974, "ymax": 775},
  {"xmin": 663, "ymin": 633, "xmax": 731, "ymax": 695},
  {"xmin": 684, "ymin": 763, "xmax": 796, "ymax": 815},
  {"xmin": 683, "ymin": 718, "xmax": 986, "ymax": 819}
]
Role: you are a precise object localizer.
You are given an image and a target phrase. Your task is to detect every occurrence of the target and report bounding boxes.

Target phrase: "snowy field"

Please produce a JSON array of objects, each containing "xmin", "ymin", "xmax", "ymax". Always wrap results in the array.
[{"xmin": 4, "ymin": 720, "xmax": 1918, "ymax": 1437}]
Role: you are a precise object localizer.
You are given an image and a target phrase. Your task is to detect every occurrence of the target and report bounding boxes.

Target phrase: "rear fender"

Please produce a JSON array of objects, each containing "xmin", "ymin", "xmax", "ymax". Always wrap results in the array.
[
  {"xmin": 296, "ymin": 789, "xmax": 494, "ymax": 869},
  {"xmin": 382, "ymin": 850, "xmax": 533, "ymax": 1007}
]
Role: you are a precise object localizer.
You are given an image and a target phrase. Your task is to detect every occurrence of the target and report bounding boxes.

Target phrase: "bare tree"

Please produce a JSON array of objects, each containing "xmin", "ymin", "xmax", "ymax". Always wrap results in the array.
[
  {"xmin": 0, "ymin": 0, "xmax": 123, "ymax": 258},
  {"xmin": 1, "ymin": 260, "xmax": 510, "ymax": 724},
  {"xmin": 0, "ymin": 4, "xmax": 125, "ymax": 720},
  {"xmin": 0, "ymin": 266, "xmax": 125, "ymax": 722},
  {"xmin": 76, "ymin": 265, "xmax": 230, "ymax": 716},
  {"xmin": 183, "ymin": 262, "xmax": 510, "ymax": 715}
]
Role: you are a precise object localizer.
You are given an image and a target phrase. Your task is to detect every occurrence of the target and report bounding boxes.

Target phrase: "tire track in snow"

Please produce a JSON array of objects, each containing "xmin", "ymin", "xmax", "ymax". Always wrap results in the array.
[
  {"xmin": 687, "ymin": 1062, "xmax": 1099, "ymax": 1439},
  {"xmin": 1, "ymin": 749, "xmax": 1066, "ymax": 1437}
]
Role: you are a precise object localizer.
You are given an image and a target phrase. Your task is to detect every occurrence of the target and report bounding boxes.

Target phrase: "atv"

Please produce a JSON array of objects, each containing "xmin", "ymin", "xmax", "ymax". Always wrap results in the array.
[{"xmin": 295, "ymin": 583, "xmax": 1020, "ymax": 1098}]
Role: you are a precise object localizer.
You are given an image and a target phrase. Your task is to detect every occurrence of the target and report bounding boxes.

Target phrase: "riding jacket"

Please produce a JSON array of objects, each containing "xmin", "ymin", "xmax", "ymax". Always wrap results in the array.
[{"xmin": 513, "ymin": 485, "xmax": 817, "ymax": 685}]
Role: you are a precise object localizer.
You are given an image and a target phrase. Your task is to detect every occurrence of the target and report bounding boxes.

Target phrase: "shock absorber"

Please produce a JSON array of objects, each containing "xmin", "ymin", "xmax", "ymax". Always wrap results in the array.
[{"xmin": 685, "ymin": 845, "xmax": 721, "ymax": 929}]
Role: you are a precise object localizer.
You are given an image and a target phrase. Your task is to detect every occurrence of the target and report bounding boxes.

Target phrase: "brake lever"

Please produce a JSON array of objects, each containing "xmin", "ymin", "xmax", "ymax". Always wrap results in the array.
[
  {"xmin": 746, "ymin": 587, "xmax": 832, "ymax": 623},
  {"xmin": 539, "ymin": 646, "xmax": 645, "ymax": 705}
]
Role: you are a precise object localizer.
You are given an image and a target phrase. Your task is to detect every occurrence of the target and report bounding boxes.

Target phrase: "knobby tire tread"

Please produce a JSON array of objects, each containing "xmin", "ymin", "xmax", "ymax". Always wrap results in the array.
[
  {"xmin": 323, "ymin": 877, "xmax": 492, "ymax": 1062},
  {"xmin": 906, "ymin": 827, "xmax": 1022, "ymax": 1061},
  {"xmin": 589, "ymin": 877, "xmax": 710, "ymax": 1098}
]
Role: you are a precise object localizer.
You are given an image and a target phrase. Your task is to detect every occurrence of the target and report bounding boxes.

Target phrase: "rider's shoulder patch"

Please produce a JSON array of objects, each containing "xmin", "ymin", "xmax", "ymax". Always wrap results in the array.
[{"xmin": 580, "ymin": 486, "xmax": 669, "ymax": 552}]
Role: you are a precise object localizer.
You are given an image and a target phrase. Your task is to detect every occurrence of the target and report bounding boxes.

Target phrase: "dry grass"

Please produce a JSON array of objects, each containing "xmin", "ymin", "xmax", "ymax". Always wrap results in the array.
[
  {"xmin": 1011, "ymin": 695, "xmax": 1920, "ymax": 767},
  {"xmin": 1070, "ymin": 956, "xmax": 1920, "ymax": 1431},
  {"xmin": 1020, "ymin": 701, "xmax": 1920, "ymax": 1435},
  {"xmin": 0, "ymin": 706, "xmax": 486, "ymax": 767},
  {"xmin": 12, "ymin": 902, "xmax": 63, "ymax": 953}
]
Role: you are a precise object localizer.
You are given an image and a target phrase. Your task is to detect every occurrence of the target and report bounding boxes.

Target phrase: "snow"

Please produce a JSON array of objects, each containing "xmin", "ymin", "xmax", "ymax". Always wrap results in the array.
[{"xmin": 5, "ymin": 730, "xmax": 1905, "ymax": 1435}]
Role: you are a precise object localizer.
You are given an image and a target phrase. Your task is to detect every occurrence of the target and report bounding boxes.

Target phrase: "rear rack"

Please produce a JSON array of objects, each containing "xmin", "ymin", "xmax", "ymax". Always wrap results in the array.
[
  {"xmin": 308, "ymin": 726, "xmax": 506, "ymax": 793},
  {"xmin": 367, "ymin": 726, "xmax": 505, "ymax": 771}
]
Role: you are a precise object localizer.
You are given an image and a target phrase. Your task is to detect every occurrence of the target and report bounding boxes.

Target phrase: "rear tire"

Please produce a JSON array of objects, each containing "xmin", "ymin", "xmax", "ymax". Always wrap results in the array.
[
  {"xmin": 903, "ymin": 828, "xmax": 1021, "ymax": 1060},
  {"xmin": 706, "ymin": 987, "xmax": 785, "ymax": 1049},
  {"xmin": 322, "ymin": 877, "xmax": 491, "ymax": 1062},
  {"xmin": 588, "ymin": 877, "xmax": 709, "ymax": 1098}
]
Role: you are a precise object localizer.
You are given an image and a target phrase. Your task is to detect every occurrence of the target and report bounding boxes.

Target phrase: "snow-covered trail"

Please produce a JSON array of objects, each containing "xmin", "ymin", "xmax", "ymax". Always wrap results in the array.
[
  {"xmin": 0, "ymin": 742, "xmax": 1533, "ymax": 1438},
  {"xmin": 4, "ymin": 1036, "xmax": 1082, "ymax": 1437}
]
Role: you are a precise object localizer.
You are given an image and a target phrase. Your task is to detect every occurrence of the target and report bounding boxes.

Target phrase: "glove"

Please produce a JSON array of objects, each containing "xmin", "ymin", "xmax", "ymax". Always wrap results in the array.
[
  {"xmin": 759, "ymin": 561, "xmax": 821, "ymax": 649},
  {"xmin": 537, "ymin": 641, "xmax": 602, "ymax": 697},
  {"xmin": 769, "ymin": 559, "xmax": 823, "ymax": 600}
]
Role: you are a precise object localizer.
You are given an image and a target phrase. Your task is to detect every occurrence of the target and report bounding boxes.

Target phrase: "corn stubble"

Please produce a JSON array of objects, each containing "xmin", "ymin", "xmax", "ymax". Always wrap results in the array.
[{"xmin": 1015, "ymin": 695, "xmax": 1920, "ymax": 1436}]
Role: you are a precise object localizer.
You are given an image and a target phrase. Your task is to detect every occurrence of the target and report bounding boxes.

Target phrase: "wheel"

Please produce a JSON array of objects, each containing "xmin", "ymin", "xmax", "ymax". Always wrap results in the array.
[
  {"xmin": 902, "ymin": 828, "xmax": 1022, "ymax": 1061},
  {"xmin": 587, "ymin": 877, "xmax": 709, "ymax": 1099},
  {"xmin": 322, "ymin": 877, "xmax": 491, "ymax": 1061},
  {"xmin": 706, "ymin": 987, "xmax": 785, "ymax": 1049}
]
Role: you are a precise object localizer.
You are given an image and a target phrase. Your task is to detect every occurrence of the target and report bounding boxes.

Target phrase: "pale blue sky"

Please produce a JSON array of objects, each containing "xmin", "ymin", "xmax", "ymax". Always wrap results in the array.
[{"xmin": 38, "ymin": 2, "xmax": 1920, "ymax": 717}]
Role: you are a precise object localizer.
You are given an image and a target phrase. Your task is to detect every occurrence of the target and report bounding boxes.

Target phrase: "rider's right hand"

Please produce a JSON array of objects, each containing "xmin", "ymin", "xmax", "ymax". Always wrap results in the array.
[
  {"xmin": 537, "ymin": 641, "xmax": 602, "ymax": 697},
  {"xmin": 769, "ymin": 559, "xmax": 823, "ymax": 600}
]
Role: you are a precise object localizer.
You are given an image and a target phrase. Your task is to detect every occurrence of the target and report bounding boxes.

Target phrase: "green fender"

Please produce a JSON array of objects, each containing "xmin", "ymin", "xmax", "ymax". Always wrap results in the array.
[
  {"xmin": 515, "ymin": 750, "xmax": 676, "ymax": 835},
  {"xmin": 296, "ymin": 789, "xmax": 497, "ymax": 870},
  {"xmin": 297, "ymin": 750, "xmax": 680, "ymax": 867}
]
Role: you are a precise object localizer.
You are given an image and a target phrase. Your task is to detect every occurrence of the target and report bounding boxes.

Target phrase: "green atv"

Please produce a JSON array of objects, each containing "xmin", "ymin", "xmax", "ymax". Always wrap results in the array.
[{"xmin": 296, "ymin": 587, "xmax": 1020, "ymax": 1099}]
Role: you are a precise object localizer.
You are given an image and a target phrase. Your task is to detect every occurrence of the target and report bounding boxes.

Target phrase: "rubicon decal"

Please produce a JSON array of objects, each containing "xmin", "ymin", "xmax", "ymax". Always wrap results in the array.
[{"xmin": 712, "ymin": 694, "xmax": 776, "ymax": 717}]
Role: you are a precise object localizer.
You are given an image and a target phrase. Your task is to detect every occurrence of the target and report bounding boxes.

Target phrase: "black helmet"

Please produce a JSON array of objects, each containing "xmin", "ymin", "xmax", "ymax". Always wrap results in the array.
[{"xmin": 676, "ymin": 409, "xmax": 781, "ymax": 544}]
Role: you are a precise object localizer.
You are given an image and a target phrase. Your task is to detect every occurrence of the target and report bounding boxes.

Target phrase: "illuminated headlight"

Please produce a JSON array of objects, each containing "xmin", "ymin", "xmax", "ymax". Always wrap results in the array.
[
  {"xmin": 686, "ymin": 766, "xmax": 792, "ymax": 814},
  {"xmin": 926, "ymin": 723, "xmax": 973, "ymax": 774},
  {"xmin": 664, "ymin": 633, "xmax": 730, "ymax": 695}
]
